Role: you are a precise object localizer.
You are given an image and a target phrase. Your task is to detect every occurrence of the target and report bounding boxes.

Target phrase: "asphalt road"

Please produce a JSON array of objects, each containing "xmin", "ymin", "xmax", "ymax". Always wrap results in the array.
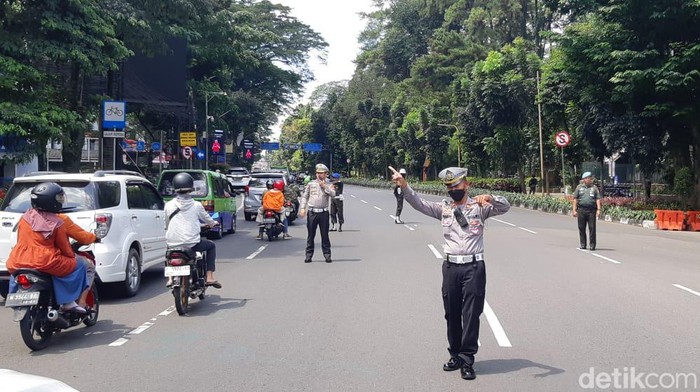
[{"xmin": 0, "ymin": 186, "xmax": 699, "ymax": 391}]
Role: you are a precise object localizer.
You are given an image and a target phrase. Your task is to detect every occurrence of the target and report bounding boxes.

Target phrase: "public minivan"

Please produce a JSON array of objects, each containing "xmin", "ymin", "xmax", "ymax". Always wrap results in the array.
[{"xmin": 157, "ymin": 170, "xmax": 237, "ymax": 239}]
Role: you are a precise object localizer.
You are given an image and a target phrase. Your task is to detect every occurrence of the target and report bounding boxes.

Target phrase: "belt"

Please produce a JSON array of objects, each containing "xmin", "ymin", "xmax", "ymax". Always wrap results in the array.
[
  {"xmin": 309, "ymin": 208, "xmax": 328, "ymax": 213},
  {"xmin": 445, "ymin": 253, "xmax": 484, "ymax": 264}
]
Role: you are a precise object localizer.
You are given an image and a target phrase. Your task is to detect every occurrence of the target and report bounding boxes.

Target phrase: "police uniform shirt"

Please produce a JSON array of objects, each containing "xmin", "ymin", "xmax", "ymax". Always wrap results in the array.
[
  {"xmin": 402, "ymin": 184, "xmax": 510, "ymax": 255},
  {"xmin": 573, "ymin": 184, "xmax": 600, "ymax": 208},
  {"xmin": 300, "ymin": 179, "xmax": 336, "ymax": 210}
]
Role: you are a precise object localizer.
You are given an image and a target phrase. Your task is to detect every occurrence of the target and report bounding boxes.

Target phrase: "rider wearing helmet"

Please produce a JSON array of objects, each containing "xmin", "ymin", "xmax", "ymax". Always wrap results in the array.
[
  {"xmin": 164, "ymin": 172, "xmax": 222, "ymax": 288},
  {"xmin": 257, "ymin": 179, "xmax": 291, "ymax": 239},
  {"xmin": 6, "ymin": 182, "xmax": 91, "ymax": 313}
]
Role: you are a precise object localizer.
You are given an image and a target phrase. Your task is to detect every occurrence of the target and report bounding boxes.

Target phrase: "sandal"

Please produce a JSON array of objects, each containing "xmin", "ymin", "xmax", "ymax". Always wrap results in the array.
[{"xmin": 205, "ymin": 281, "xmax": 222, "ymax": 289}]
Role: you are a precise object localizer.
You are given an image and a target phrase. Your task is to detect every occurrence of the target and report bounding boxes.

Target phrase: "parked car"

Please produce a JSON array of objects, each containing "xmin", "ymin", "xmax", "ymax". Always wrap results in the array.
[
  {"xmin": 156, "ymin": 169, "xmax": 237, "ymax": 240},
  {"xmin": 227, "ymin": 166, "xmax": 251, "ymax": 193},
  {"xmin": 0, "ymin": 170, "xmax": 167, "ymax": 298},
  {"xmin": 243, "ymin": 172, "xmax": 299, "ymax": 222}
]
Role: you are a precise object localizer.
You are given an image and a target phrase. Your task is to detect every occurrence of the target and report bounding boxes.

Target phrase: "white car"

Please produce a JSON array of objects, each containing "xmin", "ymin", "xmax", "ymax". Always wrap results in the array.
[
  {"xmin": 0, "ymin": 369, "xmax": 78, "ymax": 392},
  {"xmin": 0, "ymin": 170, "xmax": 167, "ymax": 298}
]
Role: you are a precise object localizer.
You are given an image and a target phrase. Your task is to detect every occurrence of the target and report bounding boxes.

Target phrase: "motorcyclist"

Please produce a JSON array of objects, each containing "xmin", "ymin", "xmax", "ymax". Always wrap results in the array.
[
  {"xmin": 6, "ymin": 182, "xmax": 91, "ymax": 313},
  {"xmin": 256, "ymin": 179, "xmax": 291, "ymax": 239},
  {"xmin": 164, "ymin": 172, "xmax": 222, "ymax": 289}
]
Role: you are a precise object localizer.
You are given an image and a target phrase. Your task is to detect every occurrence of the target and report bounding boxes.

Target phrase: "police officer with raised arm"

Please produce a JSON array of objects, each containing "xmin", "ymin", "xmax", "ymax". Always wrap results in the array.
[
  {"xmin": 390, "ymin": 166, "xmax": 510, "ymax": 381},
  {"xmin": 299, "ymin": 163, "xmax": 336, "ymax": 263}
]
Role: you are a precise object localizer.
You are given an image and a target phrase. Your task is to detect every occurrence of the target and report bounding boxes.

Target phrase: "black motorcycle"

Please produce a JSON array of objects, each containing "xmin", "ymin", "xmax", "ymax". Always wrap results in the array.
[
  {"xmin": 5, "ymin": 243, "xmax": 99, "ymax": 351},
  {"xmin": 260, "ymin": 209, "xmax": 287, "ymax": 241},
  {"xmin": 165, "ymin": 246, "xmax": 208, "ymax": 316}
]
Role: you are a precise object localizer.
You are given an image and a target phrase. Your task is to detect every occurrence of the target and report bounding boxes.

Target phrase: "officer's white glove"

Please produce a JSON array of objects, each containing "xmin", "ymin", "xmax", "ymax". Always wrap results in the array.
[{"xmin": 336, "ymin": 195, "xmax": 344, "ymax": 201}]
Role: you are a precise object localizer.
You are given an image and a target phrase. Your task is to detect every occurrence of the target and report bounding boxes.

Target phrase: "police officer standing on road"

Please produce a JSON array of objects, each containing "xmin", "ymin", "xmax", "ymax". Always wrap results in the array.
[
  {"xmin": 299, "ymin": 164, "xmax": 336, "ymax": 263},
  {"xmin": 329, "ymin": 172, "xmax": 344, "ymax": 232},
  {"xmin": 390, "ymin": 166, "xmax": 510, "ymax": 381},
  {"xmin": 572, "ymin": 171, "xmax": 602, "ymax": 250},
  {"xmin": 393, "ymin": 168, "xmax": 407, "ymax": 224}
]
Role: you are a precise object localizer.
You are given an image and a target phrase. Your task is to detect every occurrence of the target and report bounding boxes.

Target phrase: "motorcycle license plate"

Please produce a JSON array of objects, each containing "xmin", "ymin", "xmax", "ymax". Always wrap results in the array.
[
  {"xmin": 5, "ymin": 292, "xmax": 40, "ymax": 307},
  {"xmin": 263, "ymin": 218, "xmax": 277, "ymax": 224},
  {"xmin": 164, "ymin": 265, "xmax": 190, "ymax": 277}
]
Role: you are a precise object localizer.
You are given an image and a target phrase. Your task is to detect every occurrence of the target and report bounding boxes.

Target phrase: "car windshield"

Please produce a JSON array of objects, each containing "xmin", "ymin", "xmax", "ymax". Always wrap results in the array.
[
  {"xmin": 0, "ymin": 181, "xmax": 97, "ymax": 213},
  {"xmin": 248, "ymin": 176, "xmax": 284, "ymax": 188},
  {"xmin": 158, "ymin": 172, "xmax": 208, "ymax": 198},
  {"xmin": 229, "ymin": 170, "xmax": 248, "ymax": 176}
]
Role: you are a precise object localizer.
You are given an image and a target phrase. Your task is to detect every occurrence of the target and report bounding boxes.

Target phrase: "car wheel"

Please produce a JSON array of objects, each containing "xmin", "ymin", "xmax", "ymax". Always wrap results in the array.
[
  {"xmin": 209, "ymin": 219, "xmax": 224, "ymax": 240},
  {"xmin": 227, "ymin": 215, "xmax": 236, "ymax": 234},
  {"xmin": 0, "ymin": 281, "xmax": 8, "ymax": 299},
  {"xmin": 122, "ymin": 247, "xmax": 142, "ymax": 297},
  {"xmin": 244, "ymin": 212, "xmax": 254, "ymax": 221}
]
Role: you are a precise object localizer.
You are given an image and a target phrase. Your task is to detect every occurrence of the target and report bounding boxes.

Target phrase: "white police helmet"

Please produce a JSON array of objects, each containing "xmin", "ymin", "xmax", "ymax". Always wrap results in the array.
[
  {"xmin": 399, "ymin": 168, "xmax": 407, "ymax": 175},
  {"xmin": 438, "ymin": 167, "xmax": 468, "ymax": 186},
  {"xmin": 315, "ymin": 163, "xmax": 329, "ymax": 173}
]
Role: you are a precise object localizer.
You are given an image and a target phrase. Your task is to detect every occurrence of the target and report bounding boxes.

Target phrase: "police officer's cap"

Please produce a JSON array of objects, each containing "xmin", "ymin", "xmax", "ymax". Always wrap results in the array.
[
  {"xmin": 399, "ymin": 168, "xmax": 407, "ymax": 175},
  {"xmin": 438, "ymin": 167, "xmax": 468, "ymax": 186},
  {"xmin": 315, "ymin": 163, "xmax": 329, "ymax": 173},
  {"xmin": 581, "ymin": 171, "xmax": 592, "ymax": 179}
]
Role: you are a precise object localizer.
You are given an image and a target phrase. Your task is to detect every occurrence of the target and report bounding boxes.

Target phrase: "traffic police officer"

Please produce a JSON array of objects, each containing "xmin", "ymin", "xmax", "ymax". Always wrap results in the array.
[
  {"xmin": 299, "ymin": 163, "xmax": 336, "ymax": 263},
  {"xmin": 572, "ymin": 171, "xmax": 601, "ymax": 250},
  {"xmin": 390, "ymin": 166, "xmax": 510, "ymax": 380},
  {"xmin": 393, "ymin": 168, "xmax": 407, "ymax": 224},
  {"xmin": 329, "ymin": 173, "xmax": 344, "ymax": 232}
]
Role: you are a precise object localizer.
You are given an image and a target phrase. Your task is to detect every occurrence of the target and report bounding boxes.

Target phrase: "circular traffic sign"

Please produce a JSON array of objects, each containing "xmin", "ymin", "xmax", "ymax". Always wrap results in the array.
[
  {"xmin": 182, "ymin": 146, "xmax": 193, "ymax": 159},
  {"xmin": 554, "ymin": 131, "xmax": 571, "ymax": 147}
]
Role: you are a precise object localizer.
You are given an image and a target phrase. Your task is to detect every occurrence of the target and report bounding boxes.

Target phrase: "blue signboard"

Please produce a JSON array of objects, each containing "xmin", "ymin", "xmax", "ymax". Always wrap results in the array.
[
  {"xmin": 136, "ymin": 141, "xmax": 145, "ymax": 152},
  {"xmin": 284, "ymin": 143, "xmax": 300, "ymax": 150},
  {"xmin": 151, "ymin": 142, "xmax": 161, "ymax": 152},
  {"xmin": 102, "ymin": 100, "xmax": 127, "ymax": 129},
  {"xmin": 196, "ymin": 151, "xmax": 205, "ymax": 160},
  {"xmin": 303, "ymin": 143, "xmax": 322, "ymax": 152},
  {"xmin": 260, "ymin": 142, "xmax": 280, "ymax": 150}
]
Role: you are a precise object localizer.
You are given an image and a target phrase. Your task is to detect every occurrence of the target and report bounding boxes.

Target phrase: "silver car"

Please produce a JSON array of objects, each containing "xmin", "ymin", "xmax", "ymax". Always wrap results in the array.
[{"xmin": 243, "ymin": 172, "xmax": 298, "ymax": 221}]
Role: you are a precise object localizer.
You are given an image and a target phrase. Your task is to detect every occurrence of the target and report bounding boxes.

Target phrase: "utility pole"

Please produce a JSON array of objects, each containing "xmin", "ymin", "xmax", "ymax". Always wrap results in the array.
[
  {"xmin": 203, "ymin": 91, "xmax": 227, "ymax": 170},
  {"xmin": 536, "ymin": 71, "xmax": 545, "ymax": 194}
]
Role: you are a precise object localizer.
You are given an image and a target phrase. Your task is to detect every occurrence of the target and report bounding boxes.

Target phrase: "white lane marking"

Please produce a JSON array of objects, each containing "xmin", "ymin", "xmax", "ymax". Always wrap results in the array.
[
  {"xmin": 591, "ymin": 252, "xmax": 621, "ymax": 264},
  {"xmin": 492, "ymin": 218, "xmax": 516, "ymax": 227},
  {"xmin": 129, "ymin": 321, "xmax": 154, "ymax": 335},
  {"xmin": 361, "ymin": 200, "xmax": 368, "ymax": 204},
  {"xmin": 483, "ymin": 301, "xmax": 512, "ymax": 348},
  {"xmin": 246, "ymin": 245, "xmax": 267, "ymax": 260},
  {"xmin": 403, "ymin": 224, "xmax": 415, "ymax": 231},
  {"xmin": 518, "ymin": 227, "xmax": 537, "ymax": 234},
  {"xmin": 109, "ymin": 338, "xmax": 129, "ymax": 347},
  {"xmin": 374, "ymin": 206, "xmax": 382, "ymax": 211},
  {"xmin": 389, "ymin": 215, "xmax": 396, "ymax": 220},
  {"xmin": 351, "ymin": 195, "xmax": 357, "ymax": 198},
  {"xmin": 673, "ymin": 284, "xmax": 700, "ymax": 298},
  {"xmin": 158, "ymin": 306, "xmax": 176, "ymax": 316},
  {"xmin": 427, "ymin": 244, "xmax": 443, "ymax": 259}
]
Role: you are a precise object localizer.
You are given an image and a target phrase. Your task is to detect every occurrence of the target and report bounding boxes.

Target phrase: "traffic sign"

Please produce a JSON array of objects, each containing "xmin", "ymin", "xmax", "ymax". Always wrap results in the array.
[
  {"xmin": 136, "ymin": 141, "xmax": 145, "ymax": 152},
  {"xmin": 102, "ymin": 100, "xmax": 126, "ymax": 129},
  {"xmin": 303, "ymin": 143, "xmax": 322, "ymax": 152},
  {"xmin": 182, "ymin": 146, "xmax": 193, "ymax": 159},
  {"xmin": 196, "ymin": 151, "xmax": 205, "ymax": 160},
  {"xmin": 151, "ymin": 142, "xmax": 161, "ymax": 152},
  {"xmin": 212, "ymin": 139, "xmax": 221, "ymax": 154},
  {"xmin": 554, "ymin": 131, "xmax": 571, "ymax": 147},
  {"xmin": 346, "ymin": 158, "xmax": 351, "ymax": 164},
  {"xmin": 261, "ymin": 142, "xmax": 280, "ymax": 150},
  {"xmin": 180, "ymin": 132, "xmax": 197, "ymax": 147},
  {"xmin": 104, "ymin": 131, "xmax": 126, "ymax": 138}
]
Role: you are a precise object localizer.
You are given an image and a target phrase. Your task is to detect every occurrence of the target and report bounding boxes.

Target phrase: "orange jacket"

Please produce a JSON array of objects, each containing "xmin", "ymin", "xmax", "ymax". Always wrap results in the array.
[
  {"xmin": 58, "ymin": 214, "xmax": 97, "ymax": 244},
  {"xmin": 6, "ymin": 219, "xmax": 76, "ymax": 277},
  {"xmin": 262, "ymin": 190, "xmax": 285, "ymax": 211}
]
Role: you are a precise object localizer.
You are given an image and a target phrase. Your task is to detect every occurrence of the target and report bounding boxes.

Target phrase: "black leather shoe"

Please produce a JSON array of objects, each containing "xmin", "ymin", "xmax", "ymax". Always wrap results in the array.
[
  {"xmin": 304, "ymin": 258, "xmax": 312, "ymax": 263},
  {"xmin": 580, "ymin": 244, "xmax": 586, "ymax": 250},
  {"xmin": 590, "ymin": 244, "xmax": 596, "ymax": 251},
  {"xmin": 460, "ymin": 364, "xmax": 476, "ymax": 380},
  {"xmin": 324, "ymin": 254, "xmax": 332, "ymax": 263},
  {"xmin": 338, "ymin": 225, "xmax": 342, "ymax": 232},
  {"xmin": 443, "ymin": 357, "xmax": 461, "ymax": 371}
]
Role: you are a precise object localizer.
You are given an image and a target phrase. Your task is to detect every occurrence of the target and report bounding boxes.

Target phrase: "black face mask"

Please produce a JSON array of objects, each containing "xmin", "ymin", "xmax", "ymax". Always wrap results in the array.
[{"xmin": 448, "ymin": 189, "xmax": 466, "ymax": 202}]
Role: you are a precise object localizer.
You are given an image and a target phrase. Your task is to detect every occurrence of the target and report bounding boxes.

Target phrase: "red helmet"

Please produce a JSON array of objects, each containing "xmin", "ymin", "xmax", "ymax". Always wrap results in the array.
[{"xmin": 273, "ymin": 179, "xmax": 285, "ymax": 191}]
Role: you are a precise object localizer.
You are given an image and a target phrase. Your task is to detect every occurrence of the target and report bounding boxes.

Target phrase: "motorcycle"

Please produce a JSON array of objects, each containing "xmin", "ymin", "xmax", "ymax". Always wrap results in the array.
[
  {"xmin": 260, "ymin": 209, "xmax": 286, "ymax": 241},
  {"xmin": 165, "ymin": 237, "xmax": 209, "ymax": 316},
  {"xmin": 4, "ymin": 243, "xmax": 99, "ymax": 351},
  {"xmin": 284, "ymin": 200, "xmax": 297, "ymax": 223}
]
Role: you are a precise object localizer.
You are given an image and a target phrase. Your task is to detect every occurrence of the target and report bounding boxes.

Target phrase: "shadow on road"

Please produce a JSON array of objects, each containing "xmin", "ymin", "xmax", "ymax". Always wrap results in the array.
[
  {"xmin": 182, "ymin": 296, "xmax": 248, "ymax": 318},
  {"xmin": 477, "ymin": 358, "xmax": 565, "ymax": 378},
  {"xmin": 25, "ymin": 319, "xmax": 132, "ymax": 355}
]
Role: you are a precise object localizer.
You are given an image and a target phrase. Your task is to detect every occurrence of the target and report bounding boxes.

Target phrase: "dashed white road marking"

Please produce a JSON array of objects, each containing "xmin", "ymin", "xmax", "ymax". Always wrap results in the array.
[
  {"xmin": 109, "ymin": 338, "xmax": 129, "ymax": 347},
  {"xmin": 246, "ymin": 246, "xmax": 267, "ymax": 260},
  {"xmin": 404, "ymin": 225, "xmax": 415, "ymax": 231},
  {"xmin": 577, "ymin": 248, "xmax": 621, "ymax": 264},
  {"xmin": 158, "ymin": 307, "xmax": 176, "ymax": 316},
  {"xmin": 484, "ymin": 301, "xmax": 512, "ymax": 348},
  {"xmin": 492, "ymin": 218, "xmax": 516, "ymax": 227},
  {"xmin": 518, "ymin": 227, "xmax": 537, "ymax": 234},
  {"xmin": 373, "ymin": 206, "xmax": 382, "ymax": 211},
  {"xmin": 427, "ymin": 244, "xmax": 443, "ymax": 259},
  {"xmin": 351, "ymin": 195, "xmax": 357, "ymax": 198},
  {"xmin": 673, "ymin": 284, "xmax": 700, "ymax": 298},
  {"xmin": 361, "ymin": 200, "xmax": 368, "ymax": 204},
  {"xmin": 129, "ymin": 321, "xmax": 155, "ymax": 335},
  {"xmin": 110, "ymin": 306, "xmax": 175, "ymax": 347}
]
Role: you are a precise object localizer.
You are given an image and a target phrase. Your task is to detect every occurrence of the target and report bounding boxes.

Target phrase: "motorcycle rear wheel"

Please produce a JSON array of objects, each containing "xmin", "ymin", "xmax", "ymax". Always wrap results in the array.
[
  {"xmin": 20, "ymin": 307, "xmax": 53, "ymax": 351},
  {"xmin": 83, "ymin": 285, "xmax": 99, "ymax": 327},
  {"xmin": 174, "ymin": 278, "xmax": 190, "ymax": 315}
]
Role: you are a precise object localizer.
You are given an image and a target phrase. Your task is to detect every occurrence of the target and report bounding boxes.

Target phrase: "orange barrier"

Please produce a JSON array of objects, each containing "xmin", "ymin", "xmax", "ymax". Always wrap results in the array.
[
  {"xmin": 654, "ymin": 210, "xmax": 686, "ymax": 231},
  {"xmin": 686, "ymin": 211, "xmax": 700, "ymax": 231}
]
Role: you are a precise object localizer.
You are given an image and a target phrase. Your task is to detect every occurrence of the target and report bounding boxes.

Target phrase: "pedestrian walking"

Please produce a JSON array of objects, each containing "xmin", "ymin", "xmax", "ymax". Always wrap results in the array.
[
  {"xmin": 528, "ymin": 176, "xmax": 538, "ymax": 194},
  {"xmin": 390, "ymin": 165, "xmax": 510, "ymax": 381},
  {"xmin": 299, "ymin": 163, "xmax": 336, "ymax": 263},
  {"xmin": 394, "ymin": 168, "xmax": 407, "ymax": 224},
  {"xmin": 572, "ymin": 172, "xmax": 601, "ymax": 250},
  {"xmin": 329, "ymin": 172, "xmax": 344, "ymax": 232}
]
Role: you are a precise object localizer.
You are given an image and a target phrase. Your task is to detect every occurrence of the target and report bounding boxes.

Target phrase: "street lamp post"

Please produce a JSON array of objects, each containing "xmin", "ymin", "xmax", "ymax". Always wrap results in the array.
[
  {"xmin": 438, "ymin": 124, "xmax": 461, "ymax": 167},
  {"xmin": 204, "ymin": 91, "xmax": 227, "ymax": 170}
]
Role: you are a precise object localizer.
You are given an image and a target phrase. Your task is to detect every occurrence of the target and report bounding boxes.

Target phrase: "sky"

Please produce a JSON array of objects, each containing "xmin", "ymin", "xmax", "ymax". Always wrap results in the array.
[{"xmin": 271, "ymin": 0, "xmax": 375, "ymax": 135}]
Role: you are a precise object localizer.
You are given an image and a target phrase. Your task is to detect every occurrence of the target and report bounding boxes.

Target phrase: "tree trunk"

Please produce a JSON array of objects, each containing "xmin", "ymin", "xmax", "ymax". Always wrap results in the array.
[{"xmin": 61, "ymin": 62, "xmax": 86, "ymax": 173}]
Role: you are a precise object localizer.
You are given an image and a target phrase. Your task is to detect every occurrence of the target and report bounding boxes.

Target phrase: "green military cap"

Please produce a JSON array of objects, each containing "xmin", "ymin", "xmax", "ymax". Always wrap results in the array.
[{"xmin": 438, "ymin": 167, "xmax": 468, "ymax": 186}]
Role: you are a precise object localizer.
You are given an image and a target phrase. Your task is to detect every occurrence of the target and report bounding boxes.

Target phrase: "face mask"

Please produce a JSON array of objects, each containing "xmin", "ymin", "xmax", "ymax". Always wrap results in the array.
[{"xmin": 448, "ymin": 189, "xmax": 466, "ymax": 202}]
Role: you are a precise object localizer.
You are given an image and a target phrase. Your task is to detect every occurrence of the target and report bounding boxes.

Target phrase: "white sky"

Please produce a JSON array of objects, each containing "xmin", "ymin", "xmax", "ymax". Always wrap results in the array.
[{"xmin": 271, "ymin": 0, "xmax": 375, "ymax": 137}]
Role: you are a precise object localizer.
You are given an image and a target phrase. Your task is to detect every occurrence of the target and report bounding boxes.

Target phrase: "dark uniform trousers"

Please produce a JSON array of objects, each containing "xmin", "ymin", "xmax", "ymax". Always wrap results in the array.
[
  {"xmin": 442, "ymin": 259, "xmax": 486, "ymax": 366},
  {"xmin": 306, "ymin": 211, "xmax": 331, "ymax": 258},
  {"xmin": 577, "ymin": 206, "xmax": 597, "ymax": 248},
  {"xmin": 395, "ymin": 194, "xmax": 404, "ymax": 217},
  {"xmin": 330, "ymin": 199, "xmax": 344, "ymax": 225}
]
